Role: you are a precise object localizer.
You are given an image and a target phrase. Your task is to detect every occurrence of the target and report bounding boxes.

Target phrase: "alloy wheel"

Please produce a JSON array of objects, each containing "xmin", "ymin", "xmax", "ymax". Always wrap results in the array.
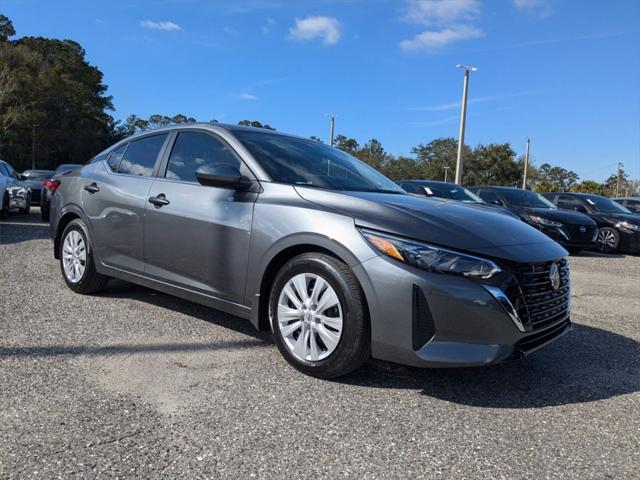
[
  {"xmin": 62, "ymin": 230, "xmax": 87, "ymax": 283},
  {"xmin": 276, "ymin": 273, "xmax": 343, "ymax": 362},
  {"xmin": 596, "ymin": 229, "xmax": 617, "ymax": 252}
]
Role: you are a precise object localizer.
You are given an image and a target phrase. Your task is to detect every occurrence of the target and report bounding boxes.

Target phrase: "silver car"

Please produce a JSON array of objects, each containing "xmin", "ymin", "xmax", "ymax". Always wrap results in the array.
[
  {"xmin": 50, "ymin": 124, "xmax": 571, "ymax": 378},
  {"xmin": 0, "ymin": 159, "xmax": 31, "ymax": 219}
]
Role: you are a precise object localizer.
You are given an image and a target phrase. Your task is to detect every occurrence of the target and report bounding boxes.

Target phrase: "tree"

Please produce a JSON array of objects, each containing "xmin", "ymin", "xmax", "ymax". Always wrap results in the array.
[
  {"xmin": 333, "ymin": 134, "xmax": 359, "ymax": 154},
  {"xmin": 309, "ymin": 135, "xmax": 323, "ymax": 143},
  {"xmin": 535, "ymin": 163, "xmax": 579, "ymax": 192},
  {"xmin": 466, "ymin": 143, "xmax": 520, "ymax": 186},
  {"xmin": 238, "ymin": 119, "xmax": 275, "ymax": 130},
  {"xmin": 354, "ymin": 139, "xmax": 388, "ymax": 171},
  {"xmin": 411, "ymin": 138, "xmax": 471, "ymax": 182},
  {"xmin": 572, "ymin": 180, "xmax": 607, "ymax": 195},
  {"xmin": 0, "ymin": 14, "xmax": 15, "ymax": 42},
  {"xmin": 603, "ymin": 165, "xmax": 631, "ymax": 197}
]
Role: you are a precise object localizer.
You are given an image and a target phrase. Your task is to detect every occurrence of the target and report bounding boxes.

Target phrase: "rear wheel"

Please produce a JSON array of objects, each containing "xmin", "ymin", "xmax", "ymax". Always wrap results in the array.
[
  {"xmin": 60, "ymin": 219, "xmax": 109, "ymax": 294},
  {"xmin": 596, "ymin": 227, "xmax": 620, "ymax": 253},
  {"xmin": 0, "ymin": 193, "xmax": 9, "ymax": 220},
  {"xmin": 269, "ymin": 253, "xmax": 370, "ymax": 379}
]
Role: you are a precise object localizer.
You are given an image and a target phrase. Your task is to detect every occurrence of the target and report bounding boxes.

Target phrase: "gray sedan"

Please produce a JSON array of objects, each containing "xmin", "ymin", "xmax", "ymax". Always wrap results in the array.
[{"xmin": 50, "ymin": 124, "xmax": 571, "ymax": 378}]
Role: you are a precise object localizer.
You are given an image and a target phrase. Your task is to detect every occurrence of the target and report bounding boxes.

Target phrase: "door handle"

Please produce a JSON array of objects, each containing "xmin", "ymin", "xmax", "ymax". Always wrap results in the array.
[
  {"xmin": 148, "ymin": 194, "xmax": 170, "ymax": 207},
  {"xmin": 84, "ymin": 183, "xmax": 100, "ymax": 193}
]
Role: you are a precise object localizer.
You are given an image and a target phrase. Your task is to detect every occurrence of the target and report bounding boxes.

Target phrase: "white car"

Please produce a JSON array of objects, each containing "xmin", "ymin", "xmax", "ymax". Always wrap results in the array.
[{"xmin": 0, "ymin": 159, "xmax": 31, "ymax": 219}]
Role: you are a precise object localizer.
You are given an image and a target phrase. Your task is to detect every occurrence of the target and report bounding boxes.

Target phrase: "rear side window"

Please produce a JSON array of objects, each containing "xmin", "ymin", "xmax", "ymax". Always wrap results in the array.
[
  {"xmin": 557, "ymin": 195, "xmax": 583, "ymax": 211},
  {"xmin": 108, "ymin": 144, "xmax": 128, "ymax": 172},
  {"xmin": 165, "ymin": 131, "xmax": 240, "ymax": 183},
  {"xmin": 118, "ymin": 134, "xmax": 168, "ymax": 177},
  {"xmin": 476, "ymin": 190, "xmax": 503, "ymax": 205}
]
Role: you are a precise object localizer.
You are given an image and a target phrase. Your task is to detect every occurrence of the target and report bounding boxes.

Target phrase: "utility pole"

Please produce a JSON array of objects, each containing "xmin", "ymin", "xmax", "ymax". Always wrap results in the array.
[
  {"xmin": 444, "ymin": 166, "xmax": 450, "ymax": 182},
  {"xmin": 616, "ymin": 162, "xmax": 623, "ymax": 197},
  {"xmin": 454, "ymin": 65, "xmax": 477, "ymax": 185},
  {"xmin": 522, "ymin": 137, "xmax": 531, "ymax": 189},
  {"xmin": 329, "ymin": 114, "xmax": 335, "ymax": 147},
  {"xmin": 31, "ymin": 124, "xmax": 39, "ymax": 170}
]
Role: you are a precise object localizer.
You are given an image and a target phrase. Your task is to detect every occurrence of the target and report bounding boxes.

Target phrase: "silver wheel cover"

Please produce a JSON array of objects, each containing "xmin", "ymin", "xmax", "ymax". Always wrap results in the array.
[
  {"xmin": 596, "ymin": 229, "xmax": 616, "ymax": 251},
  {"xmin": 62, "ymin": 230, "xmax": 87, "ymax": 283},
  {"xmin": 276, "ymin": 273, "xmax": 343, "ymax": 362}
]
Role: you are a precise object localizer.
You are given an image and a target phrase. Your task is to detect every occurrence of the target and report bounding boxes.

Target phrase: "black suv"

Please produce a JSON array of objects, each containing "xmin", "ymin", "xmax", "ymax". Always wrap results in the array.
[
  {"xmin": 470, "ymin": 186, "xmax": 598, "ymax": 253},
  {"xmin": 543, "ymin": 192, "xmax": 640, "ymax": 254}
]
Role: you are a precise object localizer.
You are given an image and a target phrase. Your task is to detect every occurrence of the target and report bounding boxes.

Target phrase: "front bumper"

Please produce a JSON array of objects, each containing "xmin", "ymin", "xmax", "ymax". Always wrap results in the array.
[
  {"xmin": 353, "ymin": 254, "xmax": 571, "ymax": 368},
  {"xmin": 538, "ymin": 224, "xmax": 596, "ymax": 250}
]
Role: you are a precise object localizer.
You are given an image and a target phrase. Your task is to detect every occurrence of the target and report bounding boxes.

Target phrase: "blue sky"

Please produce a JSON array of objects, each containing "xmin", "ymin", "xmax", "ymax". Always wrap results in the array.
[{"xmin": 4, "ymin": 0, "xmax": 639, "ymax": 181}]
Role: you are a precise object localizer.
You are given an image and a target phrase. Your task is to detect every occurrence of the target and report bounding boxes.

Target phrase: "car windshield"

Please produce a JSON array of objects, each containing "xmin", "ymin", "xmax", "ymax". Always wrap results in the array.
[
  {"xmin": 500, "ymin": 189, "xmax": 556, "ymax": 209},
  {"xmin": 420, "ymin": 183, "xmax": 483, "ymax": 203},
  {"xmin": 234, "ymin": 131, "xmax": 405, "ymax": 194},
  {"xmin": 583, "ymin": 195, "xmax": 632, "ymax": 214},
  {"xmin": 23, "ymin": 171, "xmax": 53, "ymax": 180}
]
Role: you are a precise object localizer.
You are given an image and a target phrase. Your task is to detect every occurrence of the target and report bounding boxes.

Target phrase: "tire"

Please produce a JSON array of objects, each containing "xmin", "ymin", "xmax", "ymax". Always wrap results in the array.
[
  {"xmin": 269, "ymin": 253, "xmax": 370, "ymax": 379},
  {"xmin": 41, "ymin": 203, "xmax": 50, "ymax": 222},
  {"xmin": 596, "ymin": 227, "xmax": 620, "ymax": 253},
  {"xmin": 19, "ymin": 194, "xmax": 30, "ymax": 214},
  {"xmin": 0, "ymin": 193, "xmax": 8, "ymax": 220},
  {"xmin": 59, "ymin": 219, "xmax": 109, "ymax": 294}
]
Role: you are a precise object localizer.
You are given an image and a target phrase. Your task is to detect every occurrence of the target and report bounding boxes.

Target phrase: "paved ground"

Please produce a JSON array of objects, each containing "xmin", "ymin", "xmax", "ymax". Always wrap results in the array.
[{"xmin": 1, "ymin": 209, "xmax": 639, "ymax": 479}]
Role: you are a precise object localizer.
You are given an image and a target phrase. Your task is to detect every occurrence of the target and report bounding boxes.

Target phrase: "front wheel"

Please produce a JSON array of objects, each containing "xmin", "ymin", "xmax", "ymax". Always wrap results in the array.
[
  {"xmin": 269, "ymin": 253, "xmax": 370, "ymax": 379},
  {"xmin": 596, "ymin": 227, "xmax": 620, "ymax": 253},
  {"xmin": 60, "ymin": 219, "xmax": 109, "ymax": 294},
  {"xmin": 19, "ymin": 194, "xmax": 30, "ymax": 214}
]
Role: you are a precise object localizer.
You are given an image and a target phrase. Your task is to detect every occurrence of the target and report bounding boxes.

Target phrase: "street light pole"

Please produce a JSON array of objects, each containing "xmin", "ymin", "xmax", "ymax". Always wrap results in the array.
[
  {"xmin": 444, "ymin": 166, "xmax": 450, "ymax": 182},
  {"xmin": 31, "ymin": 124, "xmax": 39, "ymax": 170},
  {"xmin": 616, "ymin": 162, "xmax": 623, "ymax": 197},
  {"xmin": 522, "ymin": 137, "xmax": 531, "ymax": 189},
  {"xmin": 454, "ymin": 65, "xmax": 477, "ymax": 185},
  {"xmin": 329, "ymin": 114, "xmax": 335, "ymax": 147}
]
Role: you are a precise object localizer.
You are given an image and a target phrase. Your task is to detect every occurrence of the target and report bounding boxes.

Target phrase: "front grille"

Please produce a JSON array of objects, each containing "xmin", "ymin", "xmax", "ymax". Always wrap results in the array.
[
  {"xmin": 566, "ymin": 224, "xmax": 596, "ymax": 242},
  {"xmin": 515, "ymin": 258, "xmax": 571, "ymax": 331}
]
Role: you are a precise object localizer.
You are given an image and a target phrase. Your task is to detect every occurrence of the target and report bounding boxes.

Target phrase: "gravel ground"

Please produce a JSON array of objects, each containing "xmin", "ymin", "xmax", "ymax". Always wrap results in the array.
[{"xmin": 1, "ymin": 209, "xmax": 639, "ymax": 479}]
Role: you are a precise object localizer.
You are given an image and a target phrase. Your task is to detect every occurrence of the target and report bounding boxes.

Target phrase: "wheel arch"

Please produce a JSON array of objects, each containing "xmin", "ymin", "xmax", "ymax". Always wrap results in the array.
[
  {"xmin": 250, "ymin": 238, "xmax": 371, "ymax": 332},
  {"xmin": 53, "ymin": 205, "xmax": 92, "ymax": 259}
]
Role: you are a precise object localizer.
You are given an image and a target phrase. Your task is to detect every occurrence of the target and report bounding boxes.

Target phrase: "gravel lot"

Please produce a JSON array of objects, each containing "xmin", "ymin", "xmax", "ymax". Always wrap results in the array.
[{"xmin": 1, "ymin": 209, "xmax": 639, "ymax": 479}]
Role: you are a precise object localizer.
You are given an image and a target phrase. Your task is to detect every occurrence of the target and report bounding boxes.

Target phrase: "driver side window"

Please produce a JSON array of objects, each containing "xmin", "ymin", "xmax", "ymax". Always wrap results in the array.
[
  {"xmin": 477, "ymin": 190, "xmax": 503, "ymax": 206},
  {"xmin": 165, "ymin": 131, "xmax": 241, "ymax": 183}
]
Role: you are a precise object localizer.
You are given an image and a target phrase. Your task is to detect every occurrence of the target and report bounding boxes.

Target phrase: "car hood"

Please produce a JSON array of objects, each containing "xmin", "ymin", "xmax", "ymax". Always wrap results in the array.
[
  {"xmin": 513, "ymin": 207, "xmax": 596, "ymax": 226},
  {"xmin": 295, "ymin": 187, "xmax": 567, "ymax": 262}
]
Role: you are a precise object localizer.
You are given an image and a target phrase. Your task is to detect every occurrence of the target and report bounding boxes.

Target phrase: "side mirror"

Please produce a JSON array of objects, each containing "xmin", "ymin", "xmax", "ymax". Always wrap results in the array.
[
  {"xmin": 196, "ymin": 164, "xmax": 243, "ymax": 188},
  {"xmin": 488, "ymin": 199, "xmax": 502, "ymax": 206}
]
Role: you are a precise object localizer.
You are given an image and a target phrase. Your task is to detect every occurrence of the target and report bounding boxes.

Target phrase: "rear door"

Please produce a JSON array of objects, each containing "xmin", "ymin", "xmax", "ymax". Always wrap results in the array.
[
  {"xmin": 143, "ymin": 129, "xmax": 258, "ymax": 305},
  {"xmin": 81, "ymin": 133, "xmax": 170, "ymax": 273}
]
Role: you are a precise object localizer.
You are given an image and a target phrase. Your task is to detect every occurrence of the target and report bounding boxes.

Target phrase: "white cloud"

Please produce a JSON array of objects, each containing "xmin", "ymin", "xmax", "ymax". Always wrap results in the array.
[
  {"xmin": 262, "ymin": 17, "xmax": 276, "ymax": 34},
  {"xmin": 400, "ymin": 25, "xmax": 483, "ymax": 51},
  {"xmin": 288, "ymin": 16, "xmax": 341, "ymax": 45},
  {"xmin": 403, "ymin": 0, "xmax": 480, "ymax": 27},
  {"xmin": 400, "ymin": 0, "xmax": 482, "ymax": 52},
  {"xmin": 514, "ymin": 0, "xmax": 546, "ymax": 8},
  {"xmin": 239, "ymin": 93, "xmax": 258, "ymax": 100},
  {"xmin": 410, "ymin": 90, "xmax": 544, "ymax": 111},
  {"xmin": 140, "ymin": 20, "xmax": 181, "ymax": 31}
]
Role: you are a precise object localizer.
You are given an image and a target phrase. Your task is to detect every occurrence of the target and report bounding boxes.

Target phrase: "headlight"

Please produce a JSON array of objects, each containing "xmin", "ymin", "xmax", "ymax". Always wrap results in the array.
[
  {"xmin": 521, "ymin": 214, "xmax": 562, "ymax": 228},
  {"xmin": 359, "ymin": 228, "xmax": 501, "ymax": 279},
  {"xmin": 616, "ymin": 221, "xmax": 640, "ymax": 232}
]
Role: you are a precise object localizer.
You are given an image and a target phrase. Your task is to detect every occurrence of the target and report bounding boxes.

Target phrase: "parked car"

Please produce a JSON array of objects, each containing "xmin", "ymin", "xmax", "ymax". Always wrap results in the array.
[
  {"xmin": 40, "ymin": 164, "xmax": 83, "ymax": 222},
  {"xmin": 0, "ymin": 159, "xmax": 31, "ymax": 219},
  {"xmin": 469, "ymin": 186, "xmax": 598, "ymax": 253},
  {"xmin": 50, "ymin": 124, "xmax": 571, "ymax": 378},
  {"xmin": 20, "ymin": 169, "xmax": 54, "ymax": 205},
  {"xmin": 397, "ymin": 179, "xmax": 519, "ymax": 218},
  {"xmin": 543, "ymin": 192, "xmax": 640, "ymax": 254},
  {"xmin": 612, "ymin": 197, "xmax": 640, "ymax": 215}
]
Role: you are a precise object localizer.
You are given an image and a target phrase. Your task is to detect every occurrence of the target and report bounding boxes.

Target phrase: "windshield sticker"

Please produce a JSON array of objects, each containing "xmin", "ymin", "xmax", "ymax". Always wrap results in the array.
[
  {"xmin": 586, "ymin": 199, "xmax": 595, "ymax": 205},
  {"xmin": 424, "ymin": 187, "xmax": 434, "ymax": 195}
]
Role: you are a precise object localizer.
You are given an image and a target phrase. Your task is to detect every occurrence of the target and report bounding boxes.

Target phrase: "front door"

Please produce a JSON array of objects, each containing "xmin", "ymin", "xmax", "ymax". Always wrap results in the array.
[
  {"xmin": 82, "ymin": 133, "xmax": 169, "ymax": 273},
  {"xmin": 143, "ymin": 130, "xmax": 258, "ymax": 305}
]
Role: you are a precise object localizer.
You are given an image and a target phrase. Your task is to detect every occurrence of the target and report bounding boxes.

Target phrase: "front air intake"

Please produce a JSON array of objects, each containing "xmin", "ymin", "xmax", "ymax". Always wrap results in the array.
[{"xmin": 412, "ymin": 285, "xmax": 435, "ymax": 350}]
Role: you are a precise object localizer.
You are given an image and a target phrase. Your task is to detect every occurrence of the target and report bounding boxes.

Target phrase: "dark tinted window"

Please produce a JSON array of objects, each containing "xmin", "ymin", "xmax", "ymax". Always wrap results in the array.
[
  {"xmin": 625, "ymin": 200, "xmax": 640, "ymax": 213},
  {"xmin": 557, "ymin": 195, "xmax": 584, "ymax": 211},
  {"xmin": 476, "ymin": 190, "xmax": 503, "ymax": 206},
  {"xmin": 108, "ymin": 144, "xmax": 127, "ymax": 171},
  {"xmin": 419, "ymin": 183, "xmax": 483, "ymax": 202},
  {"xmin": 235, "ymin": 131, "xmax": 404, "ymax": 193},
  {"xmin": 165, "ymin": 132, "xmax": 240, "ymax": 183},
  {"xmin": 581, "ymin": 195, "xmax": 631, "ymax": 214},
  {"xmin": 118, "ymin": 134, "xmax": 167, "ymax": 176},
  {"xmin": 499, "ymin": 189, "xmax": 556, "ymax": 208}
]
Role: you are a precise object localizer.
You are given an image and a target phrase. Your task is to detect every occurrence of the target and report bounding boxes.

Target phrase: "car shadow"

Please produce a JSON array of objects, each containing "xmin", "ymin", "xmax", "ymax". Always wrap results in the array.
[
  {"xmin": 570, "ymin": 250, "xmax": 625, "ymax": 258},
  {"xmin": 0, "ymin": 210, "xmax": 49, "ymax": 245},
  {"xmin": 339, "ymin": 323, "xmax": 640, "ymax": 408},
  {"xmin": 97, "ymin": 279, "xmax": 271, "ymax": 342}
]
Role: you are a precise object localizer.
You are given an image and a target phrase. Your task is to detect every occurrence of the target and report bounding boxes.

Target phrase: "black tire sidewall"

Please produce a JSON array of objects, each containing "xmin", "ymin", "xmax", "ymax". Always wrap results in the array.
[{"xmin": 269, "ymin": 253, "xmax": 370, "ymax": 378}]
